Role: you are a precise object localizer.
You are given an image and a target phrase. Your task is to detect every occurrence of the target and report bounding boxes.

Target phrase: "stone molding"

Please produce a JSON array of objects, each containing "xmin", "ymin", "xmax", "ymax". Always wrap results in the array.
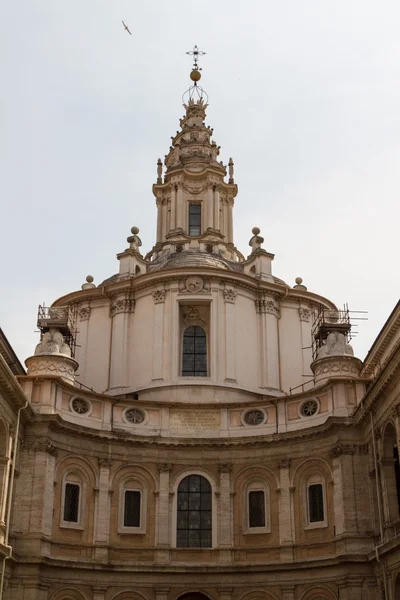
[
  {"xmin": 278, "ymin": 457, "xmax": 291, "ymax": 468},
  {"xmin": 312, "ymin": 355, "xmax": 362, "ymax": 383},
  {"xmin": 179, "ymin": 276, "xmax": 210, "ymax": 294},
  {"xmin": 25, "ymin": 354, "xmax": 78, "ymax": 383},
  {"xmin": 98, "ymin": 458, "xmax": 112, "ymax": 468},
  {"xmin": 255, "ymin": 294, "xmax": 280, "ymax": 317},
  {"xmin": 223, "ymin": 289, "xmax": 237, "ymax": 304},
  {"xmin": 152, "ymin": 289, "xmax": 167, "ymax": 304},
  {"xmin": 330, "ymin": 444, "xmax": 369, "ymax": 459},
  {"xmin": 299, "ymin": 307, "xmax": 312, "ymax": 323}
]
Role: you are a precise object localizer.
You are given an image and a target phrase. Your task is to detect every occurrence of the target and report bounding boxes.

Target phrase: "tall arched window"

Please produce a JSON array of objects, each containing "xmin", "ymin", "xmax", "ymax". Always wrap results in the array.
[
  {"xmin": 182, "ymin": 326, "xmax": 207, "ymax": 377},
  {"xmin": 382, "ymin": 423, "xmax": 400, "ymax": 522},
  {"xmin": 177, "ymin": 475, "xmax": 212, "ymax": 547}
]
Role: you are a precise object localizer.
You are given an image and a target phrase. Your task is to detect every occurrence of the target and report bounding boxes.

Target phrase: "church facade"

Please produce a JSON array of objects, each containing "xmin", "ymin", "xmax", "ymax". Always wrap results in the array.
[{"xmin": 0, "ymin": 66, "xmax": 400, "ymax": 600}]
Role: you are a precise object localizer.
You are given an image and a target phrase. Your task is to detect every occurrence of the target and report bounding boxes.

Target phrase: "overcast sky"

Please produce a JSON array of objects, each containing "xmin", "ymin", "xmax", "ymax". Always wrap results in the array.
[{"xmin": 1, "ymin": 0, "xmax": 399, "ymax": 365}]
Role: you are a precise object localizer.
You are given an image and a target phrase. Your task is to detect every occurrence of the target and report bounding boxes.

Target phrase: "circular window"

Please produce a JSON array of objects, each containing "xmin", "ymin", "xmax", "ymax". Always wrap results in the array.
[
  {"xmin": 71, "ymin": 397, "xmax": 90, "ymax": 415},
  {"xmin": 244, "ymin": 409, "xmax": 266, "ymax": 426},
  {"xmin": 300, "ymin": 399, "xmax": 319, "ymax": 417},
  {"xmin": 124, "ymin": 408, "xmax": 145, "ymax": 424}
]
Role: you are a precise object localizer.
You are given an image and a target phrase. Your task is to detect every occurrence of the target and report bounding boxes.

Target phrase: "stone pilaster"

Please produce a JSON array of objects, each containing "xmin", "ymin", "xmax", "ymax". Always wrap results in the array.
[
  {"xmin": 218, "ymin": 463, "xmax": 233, "ymax": 563},
  {"xmin": 155, "ymin": 463, "xmax": 172, "ymax": 563},
  {"xmin": 109, "ymin": 291, "xmax": 135, "ymax": 389},
  {"xmin": 277, "ymin": 458, "xmax": 294, "ymax": 561},
  {"xmin": 93, "ymin": 458, "xmax": 111, "ymax": 561},
  {"xmin": 224, "ymin": 287, "xmax": 237, "ymax": 382},
  {"xmin": 331, "ymin": 444, "xmax": 368, "ymax": 535},
  {"xmin": 152, "ymin": 289, "xmax": 166, "ymax": 381},
  {"xmin": 93, "ymin": 586, "xmax": 108, "ymax": 600},
  {"xmin": 256, "ymin": 293, "xmax": 280, "ymax": 390},
  {"xmin": 154, "ymin": 586, "xmax": 170, "ymax": 600}
]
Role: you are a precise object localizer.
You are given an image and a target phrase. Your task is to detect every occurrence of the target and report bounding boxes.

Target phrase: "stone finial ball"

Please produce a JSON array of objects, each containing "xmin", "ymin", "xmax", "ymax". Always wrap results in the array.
[
  {"xmin": 131, "ymin": 226, "xmax": 140, "ymax": 235},
  {"xmin": 295, "ymin": 277, "xmax": 303, "ymax": 285},
  {"xmin": 252, "ymin": 227, "xmax": 260, "ymax": 236},
  {"xmin": 190, "ymin": 69, "xmax": 202, "ymax": 82},
  {"xmin": 86, "ymin": 275, "xmax": 94, "ymax": 283}
]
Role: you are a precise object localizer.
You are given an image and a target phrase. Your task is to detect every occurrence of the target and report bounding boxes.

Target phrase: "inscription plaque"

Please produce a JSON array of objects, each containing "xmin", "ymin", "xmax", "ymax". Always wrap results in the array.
[{"xmin": 170, "ymin": 409, "xmax": 220, "ymax": 430}]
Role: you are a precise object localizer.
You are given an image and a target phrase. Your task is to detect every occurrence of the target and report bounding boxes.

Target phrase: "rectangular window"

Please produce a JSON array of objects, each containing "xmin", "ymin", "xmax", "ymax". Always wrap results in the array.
[
  {"xmin": 63, "ymin": 483, "xmax": 80, "ymax": 523},
  {"xmin": 189, "ymin": 204, "xmax": 201, "ymax": 236},
  {"xmin": 308, "ymin": 483, "xmax": 324, "ymax": 522},
  {"xmin": 248, "ymin": 490, "xmax": 266, "ymax": 528},
  {"xmin": 124, "ymin": 490, "xmax": 141, "ymax": 527}
]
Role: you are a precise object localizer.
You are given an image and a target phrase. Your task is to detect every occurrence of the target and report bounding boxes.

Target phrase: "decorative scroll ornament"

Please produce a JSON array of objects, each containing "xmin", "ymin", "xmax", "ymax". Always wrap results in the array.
[
  {"xmin": 299, "ymin": 307, "xmax": 312, "ymax": 323},
  {"xmin": 98, "ymin": 458, "xmax": 112, "ymax": 468},
  {"xmin": 78, "ymin": 307, "xmax": 91, "ymax": 321},
  {"xmin": 330, "ymin": 444, "xmax": 369, "ymax": 459},
  {"xmin": 110, "ymin": 295, "xmax": 136, "ymax": 316},
  {"xmin": 179, "ymin": 276, "xmax": 211, "ymax": 294},
  {"xmin": 158, "ymin": 463, "xmax": 173, "ymax": 472},
  {"xmin": 218, "ymin": 463, "xmax": 232, "ymax": 473},
  {"xmin": 152, "ymin": 289, "xmax": 167, "ymax": 304},
  {"xmin": 182, "ymin": 306, "xmax": 206, "ymax": 326},
  {"xmin": 255, "ymin": 294, "xmax": 280, "ymax": 318},
  {"xmin": 223, "ymin": 288, "xmax": 237, "ymax": 304},
  {"xmin": 278, "ymin": 458, "xmax": 291, "ymax": 469}
]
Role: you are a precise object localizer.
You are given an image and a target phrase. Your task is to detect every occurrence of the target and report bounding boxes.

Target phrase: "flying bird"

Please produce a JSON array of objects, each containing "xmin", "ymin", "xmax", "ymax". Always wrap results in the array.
[{"xmin": 122, "ymin": 21, "xmax": 132, "ymax": 35}]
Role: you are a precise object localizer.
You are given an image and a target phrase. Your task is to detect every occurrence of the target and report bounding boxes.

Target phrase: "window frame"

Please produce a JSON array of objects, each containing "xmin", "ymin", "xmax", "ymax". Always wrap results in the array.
[
  {"xmin": 118, "ymin": 480, "xmax": 147, "ymax": 534},
  {"xmin": 188, "ymin": 203, "xmax": 202, "ymax": 237},
  {"xmin": 305, "ymin": 476, "xmax": 328, "ymax": 530},
  {"xmin": 172, "ymin": 471, "xmax": 217, "ymax": 549},
  {"xmin": 243, "ymin": 481, "xmax": 271, "ymax": 534},
  {"xmin": 60, "ymin": 473, "xmax": 85, "ymax": 530},
  {"xmin": 181, "ymin": 325, "xmax": 208, "ymax": 378}
]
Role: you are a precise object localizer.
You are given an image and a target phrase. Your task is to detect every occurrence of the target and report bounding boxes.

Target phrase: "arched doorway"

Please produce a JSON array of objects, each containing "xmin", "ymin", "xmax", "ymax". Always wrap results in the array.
[
  {"xmin": 382, "ymin": 423, "xmax": 400, "ymax": 522},
  {"xmin": 394, "ymin": 573, "xmax": 400, "ymax": 599},
  {"xmin": 177, "ymin": 593, "xmax": 212, "ymax": 600}
]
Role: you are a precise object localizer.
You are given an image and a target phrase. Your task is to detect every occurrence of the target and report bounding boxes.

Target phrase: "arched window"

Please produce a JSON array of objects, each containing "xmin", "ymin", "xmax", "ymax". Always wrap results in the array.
[
  {"xmin": 306, "ymin": 475, "xmax": 327, "ymax": 528},
  {"xmin": 382, "ymin": 423, "xmax": 400, "ymax": 522},
  {"xmin": 61, "ymin": 471, "xmax": 84, "ymax": 528},
  {"xmin": 177, "ymin": 475, "xmax": 212, "ymax": 547},
  {"xmin": 118, "ymin": 477, "xmax": 147, "ymax": 534},
  {"xmin": 244, "ymin": 480, "xmax": 270, "ymax": 533},
  {"xmin": 182, "ymin": 326, "xmax": 207, "ymax": 377}
]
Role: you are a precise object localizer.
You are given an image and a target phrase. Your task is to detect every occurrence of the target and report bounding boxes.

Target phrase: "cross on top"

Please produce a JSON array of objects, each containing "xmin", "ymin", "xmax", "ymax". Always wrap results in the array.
[{"xmin": 186, "ymin": 45, "xmax": 206, "ymax": 69}]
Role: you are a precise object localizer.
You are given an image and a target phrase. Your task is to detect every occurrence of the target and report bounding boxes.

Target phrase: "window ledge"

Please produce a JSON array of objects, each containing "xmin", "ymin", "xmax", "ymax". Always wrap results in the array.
[
  {"xmin": 117, "ymin": 527, "xmax": 146, "ymax": 535},
  {"xmin": 243, "ymin": 527, "xmax": 271, "ymax": 535},
  {"xmin": 59, "ymin": 522, "xmax": 84, "ymax": 531},
  {"xmin": 304, "ymin": 521, "xmax": 328, "ymax": 530}
]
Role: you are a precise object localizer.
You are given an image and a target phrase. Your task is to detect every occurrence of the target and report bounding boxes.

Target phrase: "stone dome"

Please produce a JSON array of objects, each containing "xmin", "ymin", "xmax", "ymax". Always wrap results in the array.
[{"xmin": 148, "ymin": 250, "xmax": 237, "ymax": 272}]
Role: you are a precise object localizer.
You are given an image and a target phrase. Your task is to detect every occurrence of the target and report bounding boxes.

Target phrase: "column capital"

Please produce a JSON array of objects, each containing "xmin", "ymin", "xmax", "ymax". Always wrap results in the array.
[
  {"xmin": 158, "ymin": 463, "xmax": 173, "ymax": 473},
  {"xmin": 277, "ymin": 457, "xmax": 291, "ymax": 469},
  {"xmin": 218, "ymin": 463, "xmax": 232, "ymax": 473},
  {"xmin": 152, "ymin": 289, "xmax": 167, "ymax": 304}
]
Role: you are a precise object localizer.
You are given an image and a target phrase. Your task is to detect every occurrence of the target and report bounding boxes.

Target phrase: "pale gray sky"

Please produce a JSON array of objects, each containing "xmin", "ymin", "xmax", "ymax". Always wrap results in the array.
[{"xmin": 1, "ymin": 0, "xmax": 399, "ymax": 364}]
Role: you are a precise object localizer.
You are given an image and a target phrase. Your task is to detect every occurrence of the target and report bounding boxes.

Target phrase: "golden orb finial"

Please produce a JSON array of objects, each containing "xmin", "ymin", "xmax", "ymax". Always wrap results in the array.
[{"xmin": 190, "ymin": 69, "xmax": 201, "ymax": 82}]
